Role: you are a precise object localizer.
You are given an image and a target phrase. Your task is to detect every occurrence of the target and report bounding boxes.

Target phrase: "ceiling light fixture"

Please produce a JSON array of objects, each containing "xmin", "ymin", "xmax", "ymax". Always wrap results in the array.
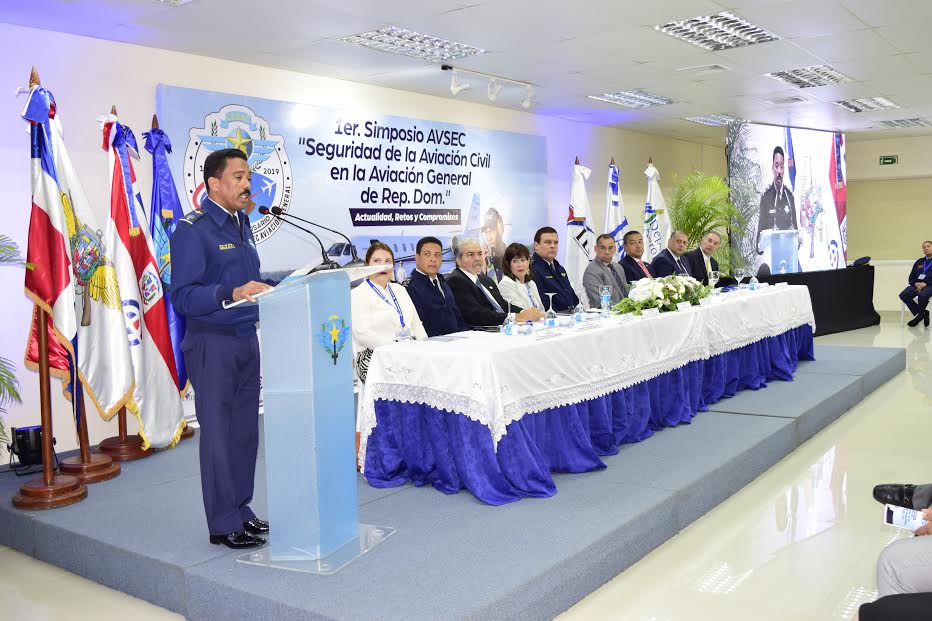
[
  {"xmin": 488, "ymin": 79, "xmax": 503, "ymax": 102},
  {"xmin": 765, "ymin": 65, "xmax": 852, "ymax": 88},
  {"xmin": 341, "ymin": 26, "xmax": 484, "ymax": 63},
  {"xmin": 587, "ymin": 90, "xmax": 673, "ymax": 109},
  {"xmin": 655, "ymin": 11, "xmax": 779, "ymax": 51},
  {"xmin": 156, "ymin": 0, "xmax": 194, "ymax": 5},
  {"xmin": 450, "ymin": 70, "xmax": 471, "ymax": 96},
  {"xmin": 684, "ymin": 114, "xmax": 739, "ymax": 126},
  {"xmin": 832, "ymin": 97, "xmax": 899, "ymax": 113},
  {"xmin": 441, "ymin": 65, "xmax": 535, "ymax": 108},
  {"xmin": 878, "ymin": 118, "xmax": 932, "ymax": 128}
]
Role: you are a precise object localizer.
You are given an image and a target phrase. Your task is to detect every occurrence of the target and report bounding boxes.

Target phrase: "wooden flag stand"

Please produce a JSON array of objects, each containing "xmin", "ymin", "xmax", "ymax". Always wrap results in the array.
[
  {"xmin": 59, "ymin": 396, "xmax": 120, "ymax": 483},
  {"xmin": 98, "ymin": 406, "xmax": 150, "ymax": 461},
  {"xmin": 13, "ymin": 307, "xmax": 88, "ymax": 509}
]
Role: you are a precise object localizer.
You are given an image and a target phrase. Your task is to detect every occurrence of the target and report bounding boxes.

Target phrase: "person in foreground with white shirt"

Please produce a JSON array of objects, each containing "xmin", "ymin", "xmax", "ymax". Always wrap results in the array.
[
  {"xmin": 351, "ymin": 242, "xmax": 427, "ymax": 380},
  {"xmin": 498, "ymin": 242, "xmax": 545, "ymax": 311}
]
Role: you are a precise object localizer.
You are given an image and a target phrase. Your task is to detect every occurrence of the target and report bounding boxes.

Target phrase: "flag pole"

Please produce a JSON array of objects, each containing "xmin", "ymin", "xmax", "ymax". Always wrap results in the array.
[
  {"xmin": 59, "ymin": 395, "xmax": 121, "ymax": 482},
  {"xmin": 13, "ymin": 67, "xmax": 88, "ymax": 509}
]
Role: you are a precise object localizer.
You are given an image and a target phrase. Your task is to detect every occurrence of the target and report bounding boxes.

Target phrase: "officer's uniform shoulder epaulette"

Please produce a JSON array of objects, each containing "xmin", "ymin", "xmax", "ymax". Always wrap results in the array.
[{"xmin": 180, "ymin": 208, "xmax": 207, "ymax": 225}]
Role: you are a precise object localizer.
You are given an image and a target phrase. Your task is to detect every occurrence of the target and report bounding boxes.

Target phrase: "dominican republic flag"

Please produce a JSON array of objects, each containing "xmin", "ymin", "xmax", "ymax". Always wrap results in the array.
[
  {"xmin": 566, "ymin": 161, "xmax": 595, "ymax": 307},
  {"xmin": 785, "ymin": 127, "xmax": 796, "ymax": 193},
  {"xmin": 603, "ymin": 161, "xmax": 628, "ymax": 260},
  {"xmin": 829, "ymin": 132, "xmax": 847, "ymax": 261},
  {"xmin": 102, "ymin": 115, "xmax": 184, "ymax": 449},
  {"xmin": 143, "ymin": 126, "xmax": 188, "ymax": 395},
  {"xmin": 643, "ymin": 161, "xmax": 670, "ymax": 262},
  {"xmin": 23, "ymin": 83, "xmax": 133, "ymax": 423}
]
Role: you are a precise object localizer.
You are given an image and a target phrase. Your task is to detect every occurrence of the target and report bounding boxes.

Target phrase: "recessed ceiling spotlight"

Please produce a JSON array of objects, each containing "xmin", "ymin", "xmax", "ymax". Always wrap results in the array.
[
  {"xmin": 879, "ymin": 118, "xmax": 932, "ymax": 128},
  {"xmin": 684, "ymin": 114, "xmax": 739, "ymax": 126},
  {"xmin": 587, "ymin": 90, "xmax": 673, "ymax": 108},
  {"xmin": 832, "ymin": 97, "xmax": 899, "ymax": 113},
  {"xmin": 655, "ymin": 11, "xmax": 779, "ymax": 51},
  {"xmin": 765, "ymin": 65, "xmax": 852, "ymax": 88},
  {"xmin": 341, "ymin": 26, "xmax": 484, "ymax": 63}
]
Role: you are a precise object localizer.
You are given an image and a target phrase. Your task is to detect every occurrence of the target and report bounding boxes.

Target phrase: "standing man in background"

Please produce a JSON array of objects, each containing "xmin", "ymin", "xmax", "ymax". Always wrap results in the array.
[
  {"xmin": 171, "ymin": 148, "xmax": 272, "ymax": 550},
  {"xmin": 901, "ymin": 240, "xmax": 932, "ymax": 327}
]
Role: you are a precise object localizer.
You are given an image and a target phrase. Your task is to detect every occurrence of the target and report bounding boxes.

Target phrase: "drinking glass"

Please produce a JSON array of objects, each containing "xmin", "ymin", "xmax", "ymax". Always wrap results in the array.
[{"xmin": 544, "ymin": 292, "xmax": 558, "ymax": 328}]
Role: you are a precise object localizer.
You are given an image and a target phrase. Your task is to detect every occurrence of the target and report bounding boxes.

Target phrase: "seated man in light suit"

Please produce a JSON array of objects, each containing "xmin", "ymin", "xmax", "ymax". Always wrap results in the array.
[
  {"xmin": 620, "ymin": 230, "xmax": 655, "ymax": 283},
  {"xmin": 531, "ymin": 226, "xmax": 580, "ymax": 312},
  {"xmin": 651, "ymin": 230, "xmax": 692, "ymax": 277},
  {"xmin": 446, "ymin": 238, "xmax": 544, "ymax": 327},
  {"xmin": 583, "ymin": 234, "xmax": 629, "ymax": 307},
  {"xmin": 684, "ymin": 230, "xmax": 721, "ymax": 286},
  {"xmin": 405, "ymin": 236, "xmax": 467, "ymax": 337}
]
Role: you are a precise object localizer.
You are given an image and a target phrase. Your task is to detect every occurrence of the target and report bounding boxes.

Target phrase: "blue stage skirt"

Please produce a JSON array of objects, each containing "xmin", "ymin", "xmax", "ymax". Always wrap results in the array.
[{"xmin": 364, "ymin": 325, "xmax": 814, "ymax": 505}]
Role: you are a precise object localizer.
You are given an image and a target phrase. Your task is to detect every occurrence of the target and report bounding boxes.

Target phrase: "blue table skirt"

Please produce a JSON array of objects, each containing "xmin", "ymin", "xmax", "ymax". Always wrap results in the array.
[{"xmin": 364, "ymin": 325, "xmax": 814, "ymax": 505}]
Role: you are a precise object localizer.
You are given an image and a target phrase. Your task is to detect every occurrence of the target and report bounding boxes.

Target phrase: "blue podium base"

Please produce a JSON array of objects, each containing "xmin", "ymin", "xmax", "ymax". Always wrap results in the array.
[{"xmin": 235, "ymin": 524, "xmax": 396, "ymax": 575}]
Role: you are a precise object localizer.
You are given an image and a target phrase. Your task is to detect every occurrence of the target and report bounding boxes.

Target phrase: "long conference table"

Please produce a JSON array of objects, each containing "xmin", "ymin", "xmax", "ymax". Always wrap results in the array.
[{"xmin": 358, "ymin": 285, "xmax": 816, "ymax": 505}]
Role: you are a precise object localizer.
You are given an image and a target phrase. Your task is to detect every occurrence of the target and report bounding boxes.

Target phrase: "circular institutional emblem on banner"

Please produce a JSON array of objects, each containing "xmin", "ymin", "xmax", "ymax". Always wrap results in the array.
[{"xmin": 184, "ymin": 105, "xmax": 292, "ymax": 244}]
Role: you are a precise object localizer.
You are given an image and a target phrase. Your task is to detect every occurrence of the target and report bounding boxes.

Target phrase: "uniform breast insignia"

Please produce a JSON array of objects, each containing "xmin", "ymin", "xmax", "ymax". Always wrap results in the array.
[
  {"xmin": 218, "ymin": 243, "xmax": 235, "ymax": 251},
  {"xmin": 180, "ymin": 209, "xmax": 206, "ymax": 225}
]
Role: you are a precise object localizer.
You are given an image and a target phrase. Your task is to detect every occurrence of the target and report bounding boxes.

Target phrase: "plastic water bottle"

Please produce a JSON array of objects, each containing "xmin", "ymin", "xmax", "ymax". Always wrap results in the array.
[
  {"xmin": 748, "ymin": 275, "xmax": 759, "ymax": 290},
  {"xmin": 518, "ymin": 320, "xmax": 534, "ymax": 336},
  {"xmin": 500, "ymin": 312, "xmax": 515, "ymax": 335},
  {"xmin": 573, "ymin": 303, "xmax": 585, "ymax": 324},
  {"xmin": 599, "ymin": 286, "xmax": 611, "ymax": 319}
]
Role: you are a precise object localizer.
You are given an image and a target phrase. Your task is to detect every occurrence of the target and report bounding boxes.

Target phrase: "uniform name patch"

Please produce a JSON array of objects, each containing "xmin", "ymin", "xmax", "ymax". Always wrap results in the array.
[{"xmin": 218, "ymin": 243, "xmax": 235, "ymax": 250}]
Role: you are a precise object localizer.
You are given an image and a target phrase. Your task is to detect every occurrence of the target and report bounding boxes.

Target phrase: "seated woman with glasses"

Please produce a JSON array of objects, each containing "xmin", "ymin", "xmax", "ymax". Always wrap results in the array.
[
  {"xmin": 497, "ymin": 242, "xmax": 545, "ymax": 313},
  {"xmin": 351, "ymin": 242, "xmax": 427, "ymax": 382}
]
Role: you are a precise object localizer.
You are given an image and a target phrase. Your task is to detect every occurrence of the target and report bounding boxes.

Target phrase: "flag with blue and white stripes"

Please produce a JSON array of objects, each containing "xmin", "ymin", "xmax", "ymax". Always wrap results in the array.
[{"xmin": 603, "ymin": 161, "xmax": 628, "ymax": 260}]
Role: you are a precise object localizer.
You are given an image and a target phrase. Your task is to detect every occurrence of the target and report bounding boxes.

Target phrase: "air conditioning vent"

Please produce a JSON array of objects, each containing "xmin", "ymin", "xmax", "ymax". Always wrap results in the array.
[{"xmin": 765, "ymin": 95, "xmax": 807, "ymax": 106}]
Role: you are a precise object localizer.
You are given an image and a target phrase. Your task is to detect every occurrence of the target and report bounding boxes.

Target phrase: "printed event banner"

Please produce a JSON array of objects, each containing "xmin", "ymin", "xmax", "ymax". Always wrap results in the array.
[{"xmin": 156, "ymin": 85, "xmax": 548, "ymax": 274}]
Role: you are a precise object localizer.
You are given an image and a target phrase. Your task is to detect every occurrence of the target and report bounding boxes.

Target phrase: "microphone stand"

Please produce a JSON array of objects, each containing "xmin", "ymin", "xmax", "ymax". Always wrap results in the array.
[
  {"xmin": 270, "ymin": 207, "xmax": 364, "ymax": 267},
  {"xmin": 258, "ymin": 207, "xmax": 338, "ymax": 271}
]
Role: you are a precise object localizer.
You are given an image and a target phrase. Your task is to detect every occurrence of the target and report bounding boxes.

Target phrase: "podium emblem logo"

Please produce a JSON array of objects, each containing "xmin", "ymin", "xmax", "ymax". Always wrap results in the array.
[
  {"xmin": 319, "ymin": 314, "xmax": 350, "ymax": 365},
  {"xmin": 184, "ymin": 105, "xmax": 292, "ymax": 245}
]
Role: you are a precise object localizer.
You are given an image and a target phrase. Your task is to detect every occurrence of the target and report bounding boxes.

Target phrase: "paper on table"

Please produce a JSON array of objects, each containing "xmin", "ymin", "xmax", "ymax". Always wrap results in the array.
[{"xmin": 884, "ymin": 504, "xmax": 929, "ymax": 531}]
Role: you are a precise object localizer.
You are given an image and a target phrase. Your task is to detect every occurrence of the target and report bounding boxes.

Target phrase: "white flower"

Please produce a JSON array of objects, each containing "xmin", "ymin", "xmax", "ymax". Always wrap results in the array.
[{"xmin": 652, "ymin": 284, "xmax": 665, "ymax": 298}]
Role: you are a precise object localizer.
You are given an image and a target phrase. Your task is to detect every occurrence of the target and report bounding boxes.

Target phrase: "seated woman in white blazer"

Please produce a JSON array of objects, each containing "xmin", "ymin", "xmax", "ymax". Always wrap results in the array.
[
  {"xmin": 351, "ymin": 242, "xmax": 428, "ymax": 378},
  {"xmin": 497, "ymin": 242, "xmax": 545, "ymax": 313}
]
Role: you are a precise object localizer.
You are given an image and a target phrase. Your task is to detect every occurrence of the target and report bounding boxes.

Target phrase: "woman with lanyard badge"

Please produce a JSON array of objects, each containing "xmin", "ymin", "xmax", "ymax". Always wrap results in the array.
[
  {"xmin": 351, "ymin": 242, "xmax": 427, "ymax": 383},
  {"xmin": 498, "ymin": 242, "xmax": 545, "ymax": 312}
]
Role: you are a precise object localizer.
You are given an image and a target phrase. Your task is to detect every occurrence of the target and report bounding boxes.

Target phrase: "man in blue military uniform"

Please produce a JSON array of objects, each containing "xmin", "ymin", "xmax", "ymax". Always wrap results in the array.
[
  {"xmin": 901, "ymin": 240, "xmax": 932, "ymax": 327},
  {"xmin": 405, "ymin": 236, "xmax": 467, "ymax": 336},
  {"xmin": 171, "ymin": 148, "xmax": 273, "ymax": 549},
  {"xmin": 531, "ymin": 226, "xmax": 579, "ymax": 312}
]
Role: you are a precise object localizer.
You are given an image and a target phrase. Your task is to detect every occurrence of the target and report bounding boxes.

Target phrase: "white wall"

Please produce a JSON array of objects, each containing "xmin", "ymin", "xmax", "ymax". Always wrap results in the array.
[{"xmin": 0, "ymin": 23, "xmax": 726, "ymax": 456}]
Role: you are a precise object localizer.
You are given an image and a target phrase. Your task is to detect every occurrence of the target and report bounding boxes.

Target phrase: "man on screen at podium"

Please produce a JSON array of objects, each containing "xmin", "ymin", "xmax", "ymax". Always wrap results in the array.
[
  {"xmin": 171, "ymin": 148, "xmax": 272, "ymax": 550},
  {"xmin": 755, "ymin": 146, "xmax": 801, "ymax": 274}
]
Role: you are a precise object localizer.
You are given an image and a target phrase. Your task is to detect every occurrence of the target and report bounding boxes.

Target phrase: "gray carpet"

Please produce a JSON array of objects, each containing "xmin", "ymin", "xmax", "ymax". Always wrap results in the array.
[{"xmin": 0, "ymin": 345, "xmax": 904, "ymax": 621}]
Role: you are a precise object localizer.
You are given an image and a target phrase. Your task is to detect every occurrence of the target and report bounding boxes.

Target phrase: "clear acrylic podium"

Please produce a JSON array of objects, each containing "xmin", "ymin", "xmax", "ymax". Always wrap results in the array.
[
  {"xmin": 760, "ymin": 229, "xmax": 799, "ymax": 274},
  {"xmin": 237, "ymin": 270, "xmax": 394, "ymax": 574}
]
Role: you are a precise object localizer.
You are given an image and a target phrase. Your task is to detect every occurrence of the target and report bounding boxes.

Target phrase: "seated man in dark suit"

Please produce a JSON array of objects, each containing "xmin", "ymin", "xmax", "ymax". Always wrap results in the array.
[
  {"xmin": 447, "ymin": 238, "xmax": 544, "ymax": 327},
  {"xmin": 901, "ymin": 240, "xmax": 932, "ymax": 327},
  {"xmin": 619, "ymin": 230, "xmax": 655, "ymax": 283},
  {"xmin": 405, "ymin": 236, "xmax": 467, "ymax": 336},
  {"xmin": 531, "ymin": 226, "xmax": 579, "ymax": 312},
  {"xmin": 651, "ymin": 230, "xmax": 692, "ymax": 277},
  {"xmin": 684, "ymin": 230, "xmax": 721, "ymax": 285}
]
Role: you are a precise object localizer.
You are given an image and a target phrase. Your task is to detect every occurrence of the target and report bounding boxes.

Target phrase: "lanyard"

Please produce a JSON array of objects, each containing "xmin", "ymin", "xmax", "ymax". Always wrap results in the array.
[
  {"xmin": 924, "ymin": 258, "xmax": 932, "ymax": 273},
  {"xmin": 367, "ymin": 279, "xmax": 406, "ymax": 328},
  {"xmin": 524, "ymin": 282, "xmax": 538, "ymax": 308}
]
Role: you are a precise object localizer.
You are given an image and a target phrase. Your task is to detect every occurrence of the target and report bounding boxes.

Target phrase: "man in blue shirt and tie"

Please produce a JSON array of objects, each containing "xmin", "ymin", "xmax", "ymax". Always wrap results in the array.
[
  {"xmin": 651, "ymin": 230, "xmax": 692, "ymax": 277},
  {"xmin": 901, "ymin": 240, "xmax": 932, "ymax": 327},
  {"xmin": 171, "ymin": 148, "xmax": 273, "ymax": 550},
  {"xmin": 531, "ymin": 226, "xmax": 579, "ymax": 312},
  {"xmin": 405, "ymin": 236, "xmax": 467, "ymax": 336}
]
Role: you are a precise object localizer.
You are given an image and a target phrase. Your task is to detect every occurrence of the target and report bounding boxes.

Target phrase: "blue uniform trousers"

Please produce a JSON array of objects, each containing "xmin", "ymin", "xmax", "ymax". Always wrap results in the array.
[
  {"xmin": 183, "ymin": 329, "xmax": 260, "ymax": 535},
  {"xmin": 900, "ymin": 285, "xmax": 932, "ymax": 317}
]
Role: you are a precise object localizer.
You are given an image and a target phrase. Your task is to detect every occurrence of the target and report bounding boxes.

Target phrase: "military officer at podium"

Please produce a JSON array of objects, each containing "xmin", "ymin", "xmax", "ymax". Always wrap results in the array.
[
  {"xmin": 171, "ymin": 148, "xmax": 272, "ymax": 550},
  {"xmin": 756, "ymin": 146, "xmax": 800, "ymax": 257}
]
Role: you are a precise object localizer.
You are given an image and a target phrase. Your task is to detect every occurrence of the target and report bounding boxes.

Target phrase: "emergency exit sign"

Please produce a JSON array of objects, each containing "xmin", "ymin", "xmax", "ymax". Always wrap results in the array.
[{"xmin": 879, "ymin": 155, "xmax": 898, "ymax": 165}]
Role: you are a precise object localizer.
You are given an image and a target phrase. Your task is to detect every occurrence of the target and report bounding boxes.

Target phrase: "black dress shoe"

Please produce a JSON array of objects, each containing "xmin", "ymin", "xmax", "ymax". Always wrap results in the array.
[
  {"xmin": 243, "ymin": 517, "xmax": 270, "ymax": 535},
  {"xmin": 873, "ymin": 483, "xmax": 916, "ymax": 509},
  {"xmin": 908, "ymin": 313, "xmax": 924, "ymax": 327},
  {"xmin": 209, "ymin": 530, "xmax": 266, "ymax": 549}
]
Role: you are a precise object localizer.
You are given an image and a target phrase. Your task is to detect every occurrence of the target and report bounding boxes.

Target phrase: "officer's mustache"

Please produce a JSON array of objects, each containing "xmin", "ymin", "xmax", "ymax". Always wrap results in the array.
[{"xmin": 239, "ymin": 189, "xmax": 251, "ymax": 197}]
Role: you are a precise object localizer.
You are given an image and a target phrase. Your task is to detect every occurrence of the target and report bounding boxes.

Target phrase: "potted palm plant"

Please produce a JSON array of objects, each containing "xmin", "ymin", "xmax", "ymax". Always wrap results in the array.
[
  {"xmin": 0, "ymin": 234, "xmax": 26, "ymax": 458},
  {"xmin": 667, "ymin": 170, "xmax": 746, "ymax": 273}
]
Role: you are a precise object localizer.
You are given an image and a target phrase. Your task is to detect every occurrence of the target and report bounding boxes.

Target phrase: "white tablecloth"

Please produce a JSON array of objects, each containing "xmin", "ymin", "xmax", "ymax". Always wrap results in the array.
[{"xmin": 359, "ymin": 285, "xmax": 815, "ymax": 466}]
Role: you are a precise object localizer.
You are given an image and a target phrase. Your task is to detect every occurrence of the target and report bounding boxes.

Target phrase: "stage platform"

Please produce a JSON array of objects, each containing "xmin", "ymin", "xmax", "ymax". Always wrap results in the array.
[{"xmin": 0, "ymin": 345, "xmax": 905, "ymax": 621}]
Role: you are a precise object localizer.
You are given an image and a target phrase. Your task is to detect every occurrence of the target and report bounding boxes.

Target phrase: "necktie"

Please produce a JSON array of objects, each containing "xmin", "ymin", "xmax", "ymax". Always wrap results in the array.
[
  {"xmin": 674, "ymin": 255, "xmax": 687, "ymax": 275},
  {"xmin": 704, "ymin": 254, "xmax": 712, "ymax": 279},
  {"xmin": 432, "ymin": 278, "xmax": 444, "ymax": 298},
  {"xmin": 476, "ymin": 278, "xmax": 504, "ymax": 313},
  {"xmin": 607, "ymin": 263, "xmax": 626, "ymax": 294},
  {"xmin": 637, "ymin": 260, "xmax": 651, "ymax": 278}
]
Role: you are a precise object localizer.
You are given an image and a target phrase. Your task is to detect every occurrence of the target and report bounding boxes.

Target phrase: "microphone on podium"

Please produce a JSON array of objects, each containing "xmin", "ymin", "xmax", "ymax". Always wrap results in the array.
[
  {"xmin": 258, "ymin": 206, "xmax": 339, "ymax": 270},
  {"xmin": 269, "ymin": 206, "xmax": 365, "ymax": 267}
]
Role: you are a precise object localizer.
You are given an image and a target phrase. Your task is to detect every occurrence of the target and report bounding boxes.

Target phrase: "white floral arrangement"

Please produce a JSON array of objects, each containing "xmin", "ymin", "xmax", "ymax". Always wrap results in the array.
[{"xmin": 613, "ymin": 274, "xmax": 710, "ymax": 315}]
